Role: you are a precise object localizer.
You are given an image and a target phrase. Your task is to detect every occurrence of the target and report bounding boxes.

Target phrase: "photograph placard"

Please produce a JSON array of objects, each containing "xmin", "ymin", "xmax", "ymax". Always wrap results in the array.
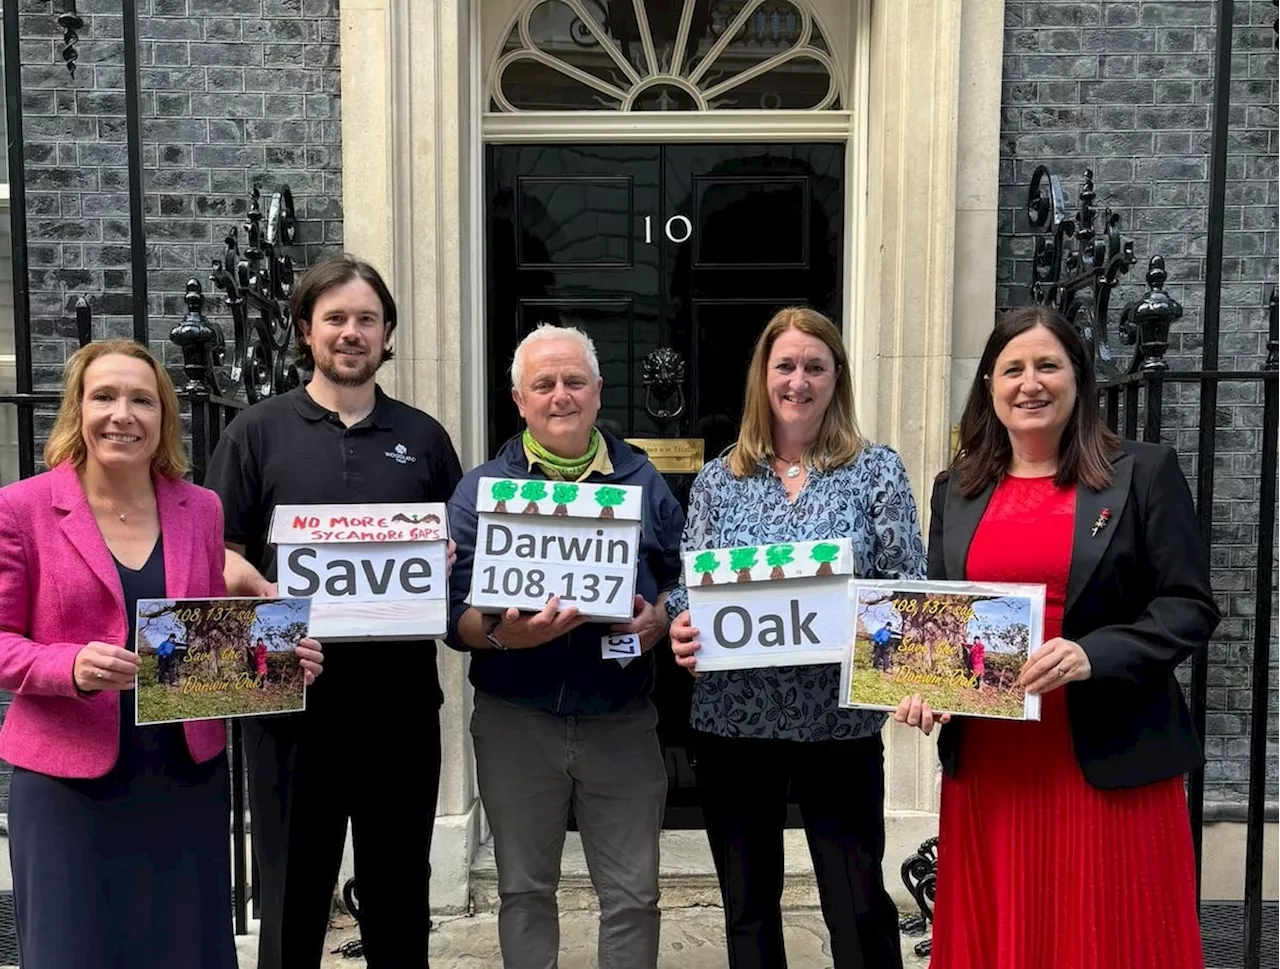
[
  {"xmin": 468, "ymin": 477, "xmax": 642, "ymax": 622},
  {"xmin": 685, "ymin": 538, "xmax": 854, "ymax": 671},
  {"xmin": 839, "ymin": 579, "xmax": 1047, "ymax": 720},
  {"xmin": 269, "ymin": 502, "xmax": 449, "ymax": 640},
  {"xmin": 135, "ymin": 597, "xmax": 310, "ymax": 725}
]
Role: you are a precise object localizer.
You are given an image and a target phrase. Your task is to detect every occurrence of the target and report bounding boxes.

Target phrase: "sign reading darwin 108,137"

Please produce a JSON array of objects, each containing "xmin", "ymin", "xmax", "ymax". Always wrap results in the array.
[{"xmin": 467, "ymin": 477, "xmax": 642, "ymax": 623}]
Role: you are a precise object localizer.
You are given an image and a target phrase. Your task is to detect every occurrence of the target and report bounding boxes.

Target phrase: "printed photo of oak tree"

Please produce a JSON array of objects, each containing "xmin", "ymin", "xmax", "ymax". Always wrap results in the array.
[
  {"xmin": 134, "ymin": 597, "xmax": 311, "ymax": 725},
  {"xmin": 846, "ymin": 585, "xmax": 1039, "ymax": 719}
]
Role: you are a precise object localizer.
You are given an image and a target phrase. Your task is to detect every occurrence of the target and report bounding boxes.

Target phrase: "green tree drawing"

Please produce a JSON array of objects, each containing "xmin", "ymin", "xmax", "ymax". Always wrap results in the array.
[
  {"xmin": 490, "ymin": 479, "xmax": 518, "ymax": 514},
  {"xmin": 693, "ymin": 551, "xmax": 720, "ymax": 586},
  {"xmin": 594, "ymin": 486, "xmax": 627, "ymax": 519},
  {"xmin": 521, "ymin": 480, "xmax": 547, "ymax": 514},
  {"xmin": 729, "ymin": 546, "xmax": 759, "ymax": 582},
  {"xmin": 552, "ymin": 483, "xmax": 579, "ymax": 516},
  {"xmin": 810, "ymin": 542, "xmax": 841, "ymax": 576},
  {"xmin": 765, "ymin": 543, "xmax": 795, "ymax": 580}
]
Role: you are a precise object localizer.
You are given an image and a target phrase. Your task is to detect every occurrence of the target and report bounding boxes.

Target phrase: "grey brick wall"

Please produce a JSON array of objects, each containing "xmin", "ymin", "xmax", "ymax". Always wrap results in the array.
[
  {"xmin": 0, "ymin": 0, "xmax": 342, "ymax": 809},
  {"xmin": 997, "ymin": 0, "xmax": 1278, "ymax": 809},
  {"xmin": 17, "ymin": 0, "xmax": 342, "ymax": 394}
]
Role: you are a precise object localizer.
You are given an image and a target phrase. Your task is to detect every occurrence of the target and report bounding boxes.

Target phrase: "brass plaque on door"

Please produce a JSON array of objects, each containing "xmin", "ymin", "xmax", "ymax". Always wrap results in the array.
[{"xmin": 626, "ymin": 438, "xmax": 705, "ymax": 473}]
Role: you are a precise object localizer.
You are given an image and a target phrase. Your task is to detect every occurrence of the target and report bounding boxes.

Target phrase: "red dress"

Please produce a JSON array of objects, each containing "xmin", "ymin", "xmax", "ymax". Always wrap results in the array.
[{"xmin": 929, "ymin": 475, "xmax": 1204, "ymax": 969}]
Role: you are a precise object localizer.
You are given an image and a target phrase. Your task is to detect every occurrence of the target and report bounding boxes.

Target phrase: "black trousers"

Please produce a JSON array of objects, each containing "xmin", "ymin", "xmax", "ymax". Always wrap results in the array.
[
  {"xmin": 692, "ymin": 730, "xmax": 903, "ymax": 969},
  {"xmin": 244, "ymin": 663, "xmax": 442, "ymax": 969}
]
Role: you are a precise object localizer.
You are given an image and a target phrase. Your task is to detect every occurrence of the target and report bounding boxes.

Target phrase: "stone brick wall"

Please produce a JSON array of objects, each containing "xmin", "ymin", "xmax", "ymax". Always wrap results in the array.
[
  {"xmin": 0, "ymin": 0, "xmax": 342, "ymax": 809},
  {"xmin": 17, "ymin": 0, "xmax": 342, "ymax": 392},
  {"xmin": 997, "ymin": 0, "xmax": 1278, "ymax": 810}
]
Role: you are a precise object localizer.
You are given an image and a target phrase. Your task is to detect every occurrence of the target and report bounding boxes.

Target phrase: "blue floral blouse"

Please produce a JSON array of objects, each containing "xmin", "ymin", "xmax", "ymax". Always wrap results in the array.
[{"xmin": 665, "ymin": 444, "xmax": 928, "ymax": 742}]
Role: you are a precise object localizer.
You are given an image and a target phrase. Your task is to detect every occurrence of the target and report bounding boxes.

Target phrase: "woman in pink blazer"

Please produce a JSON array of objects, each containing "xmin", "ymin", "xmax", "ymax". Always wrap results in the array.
[{"xmin": 0, "ymin": 340, "xmax": 322, "ymax": 969}]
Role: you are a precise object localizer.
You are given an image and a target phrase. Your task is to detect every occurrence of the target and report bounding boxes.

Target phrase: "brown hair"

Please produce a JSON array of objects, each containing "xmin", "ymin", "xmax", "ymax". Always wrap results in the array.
[
  {"xmin": 953, "ymin": 305, "xmax": 1120, "ymax": 497},
  {"xmin": 728, "ymin": 306, "xmax": 865, "ymax": 478},
  {"xmin": 43, "ymin": 339, "xmax": 188, "ymax": 477},
  {"xmin": 290, "ymin": 252, "xmax": 397, "ymax": 370}
]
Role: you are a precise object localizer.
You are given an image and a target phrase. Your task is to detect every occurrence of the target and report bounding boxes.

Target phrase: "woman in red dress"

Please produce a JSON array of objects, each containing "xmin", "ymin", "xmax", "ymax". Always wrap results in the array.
[{"xmin": 896, "ymin": 306, "xmax": 1219, "ymax": 969}]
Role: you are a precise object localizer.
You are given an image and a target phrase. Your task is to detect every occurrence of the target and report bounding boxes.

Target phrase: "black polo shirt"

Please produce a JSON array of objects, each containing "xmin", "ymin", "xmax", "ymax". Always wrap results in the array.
[{"xmin": 204, "ymin": 385, "xmax": 463, "ymax": 702}]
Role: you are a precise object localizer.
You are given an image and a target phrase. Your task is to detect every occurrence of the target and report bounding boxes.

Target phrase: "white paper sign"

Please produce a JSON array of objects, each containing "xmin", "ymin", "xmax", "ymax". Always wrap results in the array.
[
  {"xmin": 684, "ymin": 538, "xmax": 856, "ymax": 671},
  {"xmin": 690, "ymin": 578, "xmax": 852, "ymax": 670},
  {"xmin": 601, "ymin": 632, "xmax": 641, "ymax": 667},
  {"xmin": 468, "ymin": 478, "xmax": 642, "ymax": 622},
  {"xmin": 269, "ymin": 503, "xmax": 450, "ymax": 641}
]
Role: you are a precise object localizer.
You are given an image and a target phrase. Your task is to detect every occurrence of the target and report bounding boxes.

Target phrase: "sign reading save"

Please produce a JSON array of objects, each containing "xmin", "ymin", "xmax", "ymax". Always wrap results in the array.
[
  {"xmin": 268, "ymin": 503, "xmax": 449, "ymax": 641},
  {"xmin": 468, "ymin": 477, "xmax": 642, "ymax": 622},
  {"xmin": 685, "ymin": 537, "xmax": 854, "ymax": 671}
]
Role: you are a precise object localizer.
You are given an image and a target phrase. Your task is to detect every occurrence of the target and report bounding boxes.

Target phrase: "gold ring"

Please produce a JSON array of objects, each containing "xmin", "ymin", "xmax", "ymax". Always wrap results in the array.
[
  {"xmin": 95, "ymin": 670, "xmax": 104, "ymax": 679},
  {"xmin": 1056, "ymin": 666, "xmax": 1066, "ymax": 677}
]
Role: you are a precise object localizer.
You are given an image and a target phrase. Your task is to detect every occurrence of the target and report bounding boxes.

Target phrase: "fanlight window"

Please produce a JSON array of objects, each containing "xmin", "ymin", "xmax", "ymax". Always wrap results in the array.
[{"xmin": 491, "ymin": 0, "xmax": 841, "ymax": 112}]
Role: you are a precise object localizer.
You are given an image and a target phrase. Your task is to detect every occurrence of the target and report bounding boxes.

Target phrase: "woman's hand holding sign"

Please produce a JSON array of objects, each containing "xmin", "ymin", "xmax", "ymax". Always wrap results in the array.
[
  {"xmin": 893, "ymin": 694, "xmax": 951, "ymax": 735},
  {"xmin": 1017, "ymin": 636, "xmax": 1091, "ymax": 695},
  {"xmin": 669, "ymin": 610, "xmax": 702, "ymax": 677},
  {"xmin": 294, "ymin": 638, "xmax": 325, "ymax": 685}
]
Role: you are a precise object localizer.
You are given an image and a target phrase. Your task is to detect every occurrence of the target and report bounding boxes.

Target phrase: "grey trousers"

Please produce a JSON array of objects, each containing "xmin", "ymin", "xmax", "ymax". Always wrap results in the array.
[{"xmin": 471, "ymin": 690, "xmax": 668, "ymax": 969}]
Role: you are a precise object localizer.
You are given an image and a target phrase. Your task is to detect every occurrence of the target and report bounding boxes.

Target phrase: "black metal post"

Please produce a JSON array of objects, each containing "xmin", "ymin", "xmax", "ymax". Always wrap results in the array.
[
  {"xmin": 189, "ymin": 389, "xmax": 209, "ymax": 487},
  {"xmin": 230, "ymin": 721, "xmax": 248, "ymax": 935},
  {"xmin": 1189, "ymin": 0, "xmax": 1235, "ymax": 902},
  {"xmin": 3, "ymin": 0, "xmax": 33, "ymax": 478},
  {"xmin": 122, "ymin": 0, "xmax": 148, "ymax": 344},
  {"xmin": 1243, "ymin": 307, "xmax": 1278, "ymax": 968},
  {"xmin": 1124, "ymin": 382, "xmax": 1139, "ymax": 439},
  {"xmin": 1104, "ymin": 386, "xmax": 1119, "ymax": 432},
  {"xmin": 1141, "ymin": 373, "xmax": 1163, "ymax": 443}
]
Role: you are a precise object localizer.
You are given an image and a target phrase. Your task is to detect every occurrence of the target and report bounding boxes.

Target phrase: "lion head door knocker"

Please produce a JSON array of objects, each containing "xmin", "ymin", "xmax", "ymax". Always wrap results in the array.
[{"xmin": 642, "ymin": 347, "xmax": 686, "ymax": 433}]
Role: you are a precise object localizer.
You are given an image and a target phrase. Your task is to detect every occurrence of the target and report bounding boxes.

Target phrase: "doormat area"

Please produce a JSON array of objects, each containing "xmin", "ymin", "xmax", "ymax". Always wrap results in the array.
[{"xmin": 1202, "ymin": 901, "xmax": 1278, "ymax": 969}]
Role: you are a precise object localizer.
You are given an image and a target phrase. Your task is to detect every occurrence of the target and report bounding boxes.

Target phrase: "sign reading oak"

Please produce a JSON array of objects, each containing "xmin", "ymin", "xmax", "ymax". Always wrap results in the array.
[
  {"xmin": 467, "ymin": 477, "xmax": 642, "ymax": 622},
  {"xmin": 686, "ymin": 538, "xmax": 854, "ymax": 671},
  {"xmin": 269, "ymin": 503, "xmax": 449, "ymax": 640}
]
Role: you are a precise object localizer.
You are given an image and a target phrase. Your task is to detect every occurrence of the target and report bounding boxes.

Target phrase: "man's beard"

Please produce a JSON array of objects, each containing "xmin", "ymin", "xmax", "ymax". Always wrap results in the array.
[{"xmin": 315, "ymin": 346, "xmax": 384, "ymax": 386}]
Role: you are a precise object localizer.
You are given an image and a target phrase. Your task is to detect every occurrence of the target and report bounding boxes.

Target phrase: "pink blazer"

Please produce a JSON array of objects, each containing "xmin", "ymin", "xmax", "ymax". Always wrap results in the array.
[{"xmin": 0, "ymin": 462, "xmax": 229, "ymax": 778}]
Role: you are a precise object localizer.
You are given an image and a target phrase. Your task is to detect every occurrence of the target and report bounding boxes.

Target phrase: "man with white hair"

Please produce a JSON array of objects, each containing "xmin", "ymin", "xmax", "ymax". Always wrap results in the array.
[{"xmin": 447, "ymin": 323, "xmax": 684, "ymax": 969}]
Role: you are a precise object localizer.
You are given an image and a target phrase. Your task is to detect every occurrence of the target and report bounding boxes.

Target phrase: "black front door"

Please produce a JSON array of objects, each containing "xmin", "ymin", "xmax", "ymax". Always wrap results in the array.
[{"xmin": 486, "ymin": 142, "xmax": 844, "ymax": 825}]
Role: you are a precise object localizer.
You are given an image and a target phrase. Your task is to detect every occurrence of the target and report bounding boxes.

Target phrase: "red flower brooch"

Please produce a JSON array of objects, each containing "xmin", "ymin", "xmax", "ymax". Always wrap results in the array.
[{"xmin": 1091, "ymin": 508, "xmax": 1111, "ymax": 537}]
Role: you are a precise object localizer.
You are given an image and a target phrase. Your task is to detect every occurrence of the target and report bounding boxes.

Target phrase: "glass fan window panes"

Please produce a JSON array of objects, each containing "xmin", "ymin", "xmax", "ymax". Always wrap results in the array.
[{"xmin": 491, "ymin": 0, "xmax": 841, "ymax": 112}]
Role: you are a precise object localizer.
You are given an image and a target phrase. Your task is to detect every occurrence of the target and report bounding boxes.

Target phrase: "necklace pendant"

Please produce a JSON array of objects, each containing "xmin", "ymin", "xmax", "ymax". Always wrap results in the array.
[{"xmin": 786, "ymin": 464, "xmax": 801, "ymax": 479}]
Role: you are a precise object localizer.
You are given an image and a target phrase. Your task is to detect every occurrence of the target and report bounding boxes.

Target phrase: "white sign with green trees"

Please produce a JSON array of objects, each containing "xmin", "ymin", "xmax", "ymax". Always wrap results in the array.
[
  {"xmin": 469, "ymin": 476, "xmax": 644, "ymax": 622},
  {"xmin": 684, "ymin": 537, "xmax": 854, "ymax": 671}
]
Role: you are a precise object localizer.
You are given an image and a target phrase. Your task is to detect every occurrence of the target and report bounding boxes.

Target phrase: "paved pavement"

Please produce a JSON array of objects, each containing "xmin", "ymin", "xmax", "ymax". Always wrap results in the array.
[{"xmin": 236, "ymin": 909, "xmax": 932, "ymax": 968}]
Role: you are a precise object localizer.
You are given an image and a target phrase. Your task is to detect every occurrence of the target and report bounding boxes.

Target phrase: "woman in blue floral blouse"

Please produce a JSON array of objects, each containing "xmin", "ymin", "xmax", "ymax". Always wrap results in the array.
[{"xmin": 667, "ymin": 307, "xmax": 926, "ymax": 969}]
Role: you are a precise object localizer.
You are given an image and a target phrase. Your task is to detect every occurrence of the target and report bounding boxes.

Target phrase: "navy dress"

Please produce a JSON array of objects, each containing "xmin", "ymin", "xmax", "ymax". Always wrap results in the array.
[{"xmin": 9, "ymin": 537, "xmax": 237, "ymax": 969}]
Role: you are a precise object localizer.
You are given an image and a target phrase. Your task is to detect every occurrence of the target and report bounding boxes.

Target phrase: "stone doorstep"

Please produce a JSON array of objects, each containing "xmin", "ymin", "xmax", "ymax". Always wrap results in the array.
[{"xmin": 469, "ymin": 815, "xmax": 942, "ymax": 916}]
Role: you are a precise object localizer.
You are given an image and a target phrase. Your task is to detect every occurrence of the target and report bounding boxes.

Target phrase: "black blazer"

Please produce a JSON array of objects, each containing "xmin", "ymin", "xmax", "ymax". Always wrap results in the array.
[{"xmin": 930, "ymin": 440, "xmax": 1220, "ymax": 790}]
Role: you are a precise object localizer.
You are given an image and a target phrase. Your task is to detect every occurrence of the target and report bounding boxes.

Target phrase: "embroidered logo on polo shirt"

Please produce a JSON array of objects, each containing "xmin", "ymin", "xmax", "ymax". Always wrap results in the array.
[{"xmin": 385, "ymin": 443, "xmax": 417, "ymax": 465}]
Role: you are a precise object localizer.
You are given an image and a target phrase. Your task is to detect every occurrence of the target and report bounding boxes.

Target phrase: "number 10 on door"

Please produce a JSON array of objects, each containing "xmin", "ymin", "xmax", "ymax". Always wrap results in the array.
[{"xmin": 644, "ymin": 215, "xmax": 692, "ymax": 244}]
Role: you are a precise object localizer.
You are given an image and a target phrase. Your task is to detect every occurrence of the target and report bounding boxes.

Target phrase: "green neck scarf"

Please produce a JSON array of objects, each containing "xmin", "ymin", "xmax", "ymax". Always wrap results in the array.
[{"xmin": 524, "ymin": 427, "xmax": 601, "ymax": 481}]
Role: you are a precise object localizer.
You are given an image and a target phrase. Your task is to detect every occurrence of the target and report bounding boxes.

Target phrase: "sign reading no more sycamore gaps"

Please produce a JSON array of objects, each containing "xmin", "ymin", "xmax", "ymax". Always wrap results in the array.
[
  {"xmin": 468, "ymin": 477, "xmax": 642, "ymax": 622},
  {"xmin": 269, "ymin": 503, "xmax": 449, "ymax": 640},
  {"xmin": 685, "ymin": 538, "xmax": 854, "ymax": 671}
]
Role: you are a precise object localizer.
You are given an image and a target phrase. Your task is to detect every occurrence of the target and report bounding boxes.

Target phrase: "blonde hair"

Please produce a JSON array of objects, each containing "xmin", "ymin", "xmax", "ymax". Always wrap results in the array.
[
  {"xmin": 728, "ymin": 307, "xmax": 865, "ymax": 478},
  {"xmin": 44, "ymin": 340, "xmax": 189, "ymax": 478}
]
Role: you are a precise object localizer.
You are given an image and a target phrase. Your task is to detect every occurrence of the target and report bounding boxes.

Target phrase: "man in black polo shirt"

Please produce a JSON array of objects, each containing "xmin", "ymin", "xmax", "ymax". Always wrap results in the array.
[{"xmin": 206, "ymin": 253, "xmax": 463, "ymax": 969}]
